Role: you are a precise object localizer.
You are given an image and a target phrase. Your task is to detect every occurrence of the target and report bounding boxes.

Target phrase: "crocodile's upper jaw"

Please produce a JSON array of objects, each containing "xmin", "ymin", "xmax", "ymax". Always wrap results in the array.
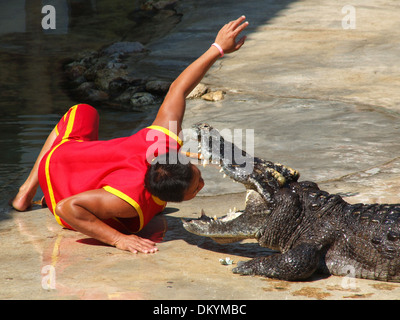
[{"xmin": 192, "ymin": 122, "xmax": 255, "ymax": 184}]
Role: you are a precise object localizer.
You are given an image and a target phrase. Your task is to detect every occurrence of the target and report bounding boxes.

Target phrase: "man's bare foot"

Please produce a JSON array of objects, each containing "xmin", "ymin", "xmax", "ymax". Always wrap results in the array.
[{"xmin": 10, "ymin": 185, "xmax": 37, "ymax": 211}]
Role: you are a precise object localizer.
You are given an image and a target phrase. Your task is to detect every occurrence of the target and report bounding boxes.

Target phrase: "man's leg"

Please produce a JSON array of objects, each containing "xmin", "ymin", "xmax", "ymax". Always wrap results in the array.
[
  {"xmin": 11, "ymin": 104, "xmax": 99, "ymax": 211},
  {"xmin": 11, "ymin": 128, "xmax": 57, "ymax": 211}
]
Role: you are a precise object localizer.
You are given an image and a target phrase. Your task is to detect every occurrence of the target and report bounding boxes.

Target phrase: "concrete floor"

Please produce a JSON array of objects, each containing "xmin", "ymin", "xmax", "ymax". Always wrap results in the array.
[
  {"xmin": 2, "ymin": 0, "xmax": 400, "ymax": 300},
  {"xmin": 1, "ymin": 193, "xmax": 400, "ymax": 300}
]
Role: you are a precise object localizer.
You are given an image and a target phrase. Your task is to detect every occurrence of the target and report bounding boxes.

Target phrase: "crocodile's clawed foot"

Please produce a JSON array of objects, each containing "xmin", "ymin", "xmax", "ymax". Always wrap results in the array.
[{"xmin": 232, "ymin": 260, "xmax": 256, "ymax": 276}]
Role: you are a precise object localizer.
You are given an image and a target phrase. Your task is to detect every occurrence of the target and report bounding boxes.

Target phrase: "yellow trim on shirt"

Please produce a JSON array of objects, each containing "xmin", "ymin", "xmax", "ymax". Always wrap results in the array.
[
  {"xmin": 45, "ymin": 105, "xmax": 78, "ymax": 228},
  {"xmin": 63, "ymin": 105, "xmax": 77, "ymax": 140},
  {"xmin": 103, "ymin": 185, "xmax": 144, "ymax": 231},
  {"xmin": 147, "ymin": 125, "xmax": 183, "ymax": 146},
  {"xmin": 152, "ymin": 195, "xmax": 166, "ymax": 206},
  {"xmin": 45, "ymin": 140, "xmax": 68, "ymax": 227}
]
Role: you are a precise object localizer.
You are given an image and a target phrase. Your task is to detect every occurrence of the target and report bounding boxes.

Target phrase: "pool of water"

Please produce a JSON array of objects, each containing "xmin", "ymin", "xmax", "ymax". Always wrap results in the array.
[{"xmin": 0, "ymin": 0, "xmax": 162, "ymax": 211}]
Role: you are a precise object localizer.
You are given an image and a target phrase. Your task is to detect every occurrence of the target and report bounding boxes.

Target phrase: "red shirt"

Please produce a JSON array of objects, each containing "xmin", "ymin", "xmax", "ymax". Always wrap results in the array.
[{"xmin": 39, "ymin": 110, "xmax": 182, "ymax": 232}]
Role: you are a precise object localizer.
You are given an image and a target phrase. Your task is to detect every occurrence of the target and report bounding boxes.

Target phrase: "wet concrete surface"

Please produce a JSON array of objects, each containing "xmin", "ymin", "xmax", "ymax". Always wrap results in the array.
[
  {"xmin": 2, "ymin": 0, "xmax": 400, "ymax": 299},
  {"xmin": 2, "ymin": 195, "xmax": 400, "ymax": 300}
]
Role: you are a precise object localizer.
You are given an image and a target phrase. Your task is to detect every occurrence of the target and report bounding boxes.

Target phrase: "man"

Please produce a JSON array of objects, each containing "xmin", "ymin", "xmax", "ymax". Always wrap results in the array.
[{"xmin": 11, "ymin": 16, "xmax": 249, "ymax": 254}]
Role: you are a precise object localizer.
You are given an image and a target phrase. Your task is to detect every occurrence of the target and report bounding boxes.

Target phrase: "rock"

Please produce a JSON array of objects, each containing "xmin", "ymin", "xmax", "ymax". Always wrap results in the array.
[
  {"xmin": 70, "ymin": 75, "xmax": 87, "ymax": 86},
  {"xmin": 187, "ymin": 83, "xmax": 208, "ymax": 99},
  {"xmin": 201, "ymin": 90, "xmax": 225, "ymax": 101},
  {"xmin": 106, "ymin": 61, "xmax": 128, "ymax": 70},
  {"xmin": 64, "ymin": 35, "xmax": 174, "ymax": 111},
  {"xmin": 86, "ymin": 89, "xmax": 109, "ymax": 102},
  {"xmin": 145, "ymin": 80, "xmax": 171, "ymax": 95},
  {"xmin": 102, "ymin": 42, "xmax": 145, "ymax": 56},
  {"xmin": 130, "ymin": 92, "xmax": 157, "ymax": 108},
  {"xmin": 65, "ymin": 64, "xmax": 86, "ymax": 81},
  {"xmin": 115, "ymin": 86, "xmax": 143, "ymax": 104},
  {"xmin": 83, "ymin": 65, "xmax": 98, "ymax": 82},
  {"xmin": 94, "ymin": 68, "xmax": 128, "ymax": 91},
  {"xmin": 75, "ymin": 50, "xmax": 99, "ymax": 67},
  {"xmin": 108, "ymin": 77, "xmax": 131, "ymax": 97},
  {"xmin": 73, "ymin": 82, "xmax": 109, "ymax": 102},
  {"xmin": 75, "ymin": 81, "xmax": 96, "ymax": 93}
]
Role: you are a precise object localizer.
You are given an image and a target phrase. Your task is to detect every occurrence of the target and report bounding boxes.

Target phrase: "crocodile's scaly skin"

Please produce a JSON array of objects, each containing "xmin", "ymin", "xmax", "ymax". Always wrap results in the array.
[{"xmin": 183, "ymin": 123, "xmax": 400, "ymax": 282}]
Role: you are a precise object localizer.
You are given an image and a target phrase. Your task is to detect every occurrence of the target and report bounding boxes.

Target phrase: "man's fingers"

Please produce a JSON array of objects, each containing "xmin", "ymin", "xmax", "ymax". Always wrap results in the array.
[
  {"xmin": 233, "ymin": 20, "xmax": 249, "ymax": 37},
  {"xmin": 136, "ymin": 238, "xmax": 158, "ymax": 253},
  {"xmin": 117, "ymin": 234, "xmax": 158, "ymax": 254},
  {"xmin": 128, "ymin": 243, "xmax": 157, "ymax": 254},
  {"xmin": 128, "ymin": 246, "xmax": 138, "ymax": 254},
  {"xmin": 229, "ymin": 15, "xmax": 246, "ymax": 31}
]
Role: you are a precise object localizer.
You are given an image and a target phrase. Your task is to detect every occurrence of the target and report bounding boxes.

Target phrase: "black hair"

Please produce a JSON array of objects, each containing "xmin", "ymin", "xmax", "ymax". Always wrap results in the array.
[{"xmin": 144, "ymin": 153, "xmax": 193, "ymax": 202}]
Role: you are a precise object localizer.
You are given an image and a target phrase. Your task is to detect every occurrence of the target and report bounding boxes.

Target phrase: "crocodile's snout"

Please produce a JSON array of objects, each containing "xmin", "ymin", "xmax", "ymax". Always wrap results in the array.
[{"xmin": 192, "ymin": 122, "xmax": 255, "ymax": 178}]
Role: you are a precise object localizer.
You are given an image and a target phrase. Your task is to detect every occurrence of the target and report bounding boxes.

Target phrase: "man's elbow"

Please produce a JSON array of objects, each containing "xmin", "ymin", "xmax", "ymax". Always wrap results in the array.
[
  {"xmin": 55, "ymin": 197, "xmax": 96, "ymax": 225},
  {"xmin": 55, "ymin": 198, "xmax": 80, "ymax": 223},
  {"xmin": 55, "ymin": 198, "xmax": 70, "ymax": 221},
  {"xmin": 167, "ymin": 80, "xmax": 190, "ymax": 99}
]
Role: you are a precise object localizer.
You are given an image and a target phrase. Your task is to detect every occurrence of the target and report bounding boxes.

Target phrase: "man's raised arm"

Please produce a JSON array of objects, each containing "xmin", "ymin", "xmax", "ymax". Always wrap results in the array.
[{"xmin": 151, "ymin": 16, "xmax": 248, "ymax": 135}]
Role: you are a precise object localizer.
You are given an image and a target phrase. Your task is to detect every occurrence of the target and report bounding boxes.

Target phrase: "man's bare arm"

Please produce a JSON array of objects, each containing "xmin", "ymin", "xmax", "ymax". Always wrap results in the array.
[
  {"xmin": 151, "ymin": 16, "xmax": 248, "ymax": 135},
  {"xmin": 55, "ymin": 189, "xmax": 158, "ymax": 254}
]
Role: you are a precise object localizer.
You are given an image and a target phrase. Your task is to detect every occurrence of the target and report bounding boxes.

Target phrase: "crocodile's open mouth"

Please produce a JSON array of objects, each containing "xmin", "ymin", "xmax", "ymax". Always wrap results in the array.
[
  {"xmin": 182, "ymin": 189, "xmax": 266, "ymax": 243},
  {"xmin": 181, "ymin": 123, "xmax": 300, "ymax": 242},
  {"xmin": 183, "ymin": 209, "xmax": 247, "ymax": 243},
  {"xmin": 182, "ymin": 123, "xmax": 272, "ymax": 241}
]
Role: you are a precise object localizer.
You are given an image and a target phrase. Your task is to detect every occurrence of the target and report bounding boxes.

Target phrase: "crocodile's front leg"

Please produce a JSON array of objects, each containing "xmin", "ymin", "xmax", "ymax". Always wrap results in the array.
[{"xmin": 232, "ymin": 243, "xmax": 322, "ymax": 281}]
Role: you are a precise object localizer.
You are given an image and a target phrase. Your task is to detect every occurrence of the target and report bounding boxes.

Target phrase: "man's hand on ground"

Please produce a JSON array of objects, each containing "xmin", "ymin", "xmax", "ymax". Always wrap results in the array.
[{"xmin": 113, "ymin": 234, "xmax": 159, "ymax": 254}]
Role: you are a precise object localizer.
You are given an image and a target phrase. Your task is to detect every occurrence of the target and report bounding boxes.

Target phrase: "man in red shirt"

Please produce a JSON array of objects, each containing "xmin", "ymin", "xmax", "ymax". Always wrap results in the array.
[
  {"xmin": 11, "ymin": 16, "xmax": 248, "ymax": 254},
  {"xmin": 38, "ymin": 103, "xmax": 183, "ymax": 232}
]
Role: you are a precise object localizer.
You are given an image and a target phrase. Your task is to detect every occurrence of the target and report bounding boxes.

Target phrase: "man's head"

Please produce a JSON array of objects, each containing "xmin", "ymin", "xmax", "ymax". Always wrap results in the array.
[{"xmin": 144, "ymin": 154, "xmax": 204, "ymax": 202}]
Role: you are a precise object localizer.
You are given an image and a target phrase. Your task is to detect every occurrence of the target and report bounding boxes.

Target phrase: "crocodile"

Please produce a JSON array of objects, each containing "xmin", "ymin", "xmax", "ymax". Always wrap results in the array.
[{"xmin": 182, "ymin": 123, "xmax": 400, "ymax": 282}]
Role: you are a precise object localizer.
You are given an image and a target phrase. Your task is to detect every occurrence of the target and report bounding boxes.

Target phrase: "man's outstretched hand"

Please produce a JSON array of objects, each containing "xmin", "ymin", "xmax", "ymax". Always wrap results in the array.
[{"xmin": 214, "ymin": 16, "xmax": 249, "ymax": 54}]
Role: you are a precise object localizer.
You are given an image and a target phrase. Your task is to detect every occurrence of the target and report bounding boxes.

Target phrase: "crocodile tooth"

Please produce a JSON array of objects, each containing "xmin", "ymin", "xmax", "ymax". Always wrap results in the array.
[
  {"xmin": 277, "ymin": 176, "xmax": 286, "ymax": 186},
  {"xmin": 213, "ymin": 215, "xmax": 217, "ymax": 221},
  {"xmin": 219, "ymin": 168, "xmax": 224, "ymax": 173},
  {"xmin": 223, "ymin": 174, "xmax": 227, "ymax": 178}
]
